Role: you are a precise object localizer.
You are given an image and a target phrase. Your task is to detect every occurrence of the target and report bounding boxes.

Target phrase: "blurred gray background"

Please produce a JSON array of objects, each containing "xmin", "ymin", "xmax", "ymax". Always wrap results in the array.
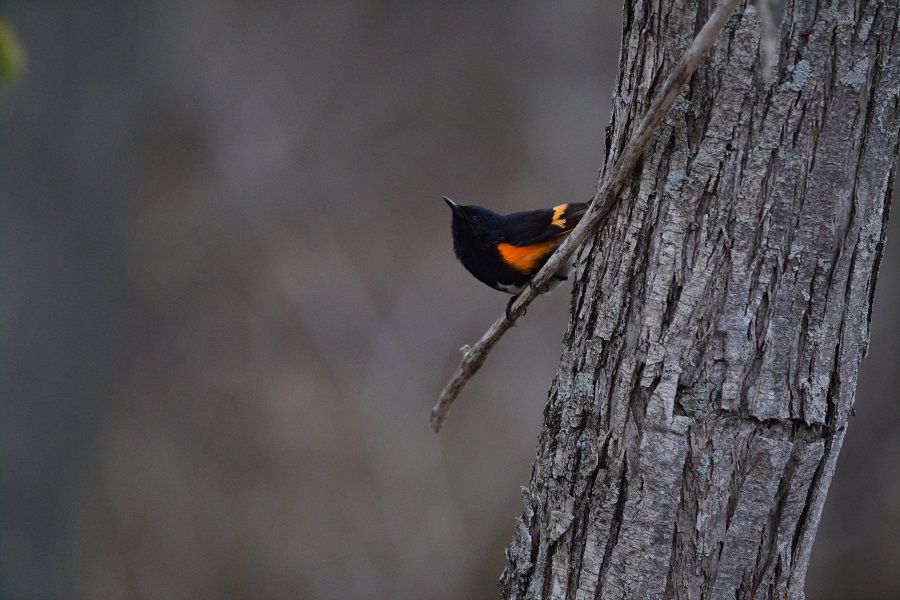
[{"xmin": 0, "ymin": 2, "xmax": 896, "ymax": 599}]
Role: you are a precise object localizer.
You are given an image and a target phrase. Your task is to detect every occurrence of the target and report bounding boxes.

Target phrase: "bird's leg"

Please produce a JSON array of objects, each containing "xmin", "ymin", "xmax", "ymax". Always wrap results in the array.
[
  {"xmin": 528, "ymin": 279, "xmax": 552, "ymax": 294},
  {"xmin": 506, "ymin": 294, "xmax": 524, "ymax": 323},
  {"xmin": 511, "ymin": 273, "xmax": 567, "ymax": 321}
]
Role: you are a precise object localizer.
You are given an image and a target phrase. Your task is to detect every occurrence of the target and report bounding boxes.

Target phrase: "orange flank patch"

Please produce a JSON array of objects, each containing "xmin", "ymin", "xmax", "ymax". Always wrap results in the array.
[
  {"xmin": 497, "ymin": 239, "xmax": 561, "ymax": 274},
  {"xmin": 551, "ymin": 204, "xmax": 569, "ymax": 228}
]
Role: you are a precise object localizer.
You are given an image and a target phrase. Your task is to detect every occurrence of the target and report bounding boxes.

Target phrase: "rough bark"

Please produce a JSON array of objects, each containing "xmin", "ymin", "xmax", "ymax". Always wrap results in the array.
[{"xmin": 500, "ymin": 1, "xmax": 900, "ymax": 599}]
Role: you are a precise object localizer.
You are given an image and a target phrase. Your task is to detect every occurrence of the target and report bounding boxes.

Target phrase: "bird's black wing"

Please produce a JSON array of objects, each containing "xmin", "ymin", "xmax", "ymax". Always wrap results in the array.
[{"xmin": 502, "ymin": 202, "xmax": 588, "ymax": 246}]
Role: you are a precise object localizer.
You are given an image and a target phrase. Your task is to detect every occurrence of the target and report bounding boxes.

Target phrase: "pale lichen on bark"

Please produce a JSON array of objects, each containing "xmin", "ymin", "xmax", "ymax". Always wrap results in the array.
[{"xmin": 501, "ymin": 0, "xmax": 900, "ymax": 598}]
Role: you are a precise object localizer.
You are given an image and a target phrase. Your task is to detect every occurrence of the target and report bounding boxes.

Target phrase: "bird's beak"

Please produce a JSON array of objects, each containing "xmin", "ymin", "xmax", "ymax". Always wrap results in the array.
[{"xmin": 444, "ymin": 196, "xmax": 462, "ymax": 215}]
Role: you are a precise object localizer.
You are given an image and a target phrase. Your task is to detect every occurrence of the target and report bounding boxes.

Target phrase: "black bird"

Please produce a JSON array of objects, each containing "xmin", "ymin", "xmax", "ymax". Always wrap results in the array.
[{"xmin": 444, "ymin": 196, "xmax": 588, "ymax": 320}]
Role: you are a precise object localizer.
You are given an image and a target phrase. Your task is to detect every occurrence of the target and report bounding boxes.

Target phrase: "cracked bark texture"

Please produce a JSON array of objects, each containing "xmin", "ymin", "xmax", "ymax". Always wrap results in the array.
[{"xmin": 500, "ymin": 1, "xmax": 900, "ymax": 599}]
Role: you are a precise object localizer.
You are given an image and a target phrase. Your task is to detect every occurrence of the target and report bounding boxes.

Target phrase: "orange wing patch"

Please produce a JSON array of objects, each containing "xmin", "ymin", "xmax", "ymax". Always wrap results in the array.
[
  {"xmin": 551, "ymin": 204, "xmax": 569, "ymax": 228},
  {"xmin": 497, "ymin": 239, "xmax": 562, "ymax": 274}
]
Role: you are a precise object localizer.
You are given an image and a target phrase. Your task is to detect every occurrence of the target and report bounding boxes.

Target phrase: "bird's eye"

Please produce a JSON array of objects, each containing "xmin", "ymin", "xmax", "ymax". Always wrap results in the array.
[{"xmin": 471, "ymin": 215, "xmax": 479, "ymax": 222}]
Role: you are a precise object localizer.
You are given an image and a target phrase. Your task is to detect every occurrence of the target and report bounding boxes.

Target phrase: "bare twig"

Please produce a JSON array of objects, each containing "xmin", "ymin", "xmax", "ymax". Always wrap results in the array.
[{"xmin": 431, "ymin": 0, "xmax": 744, "ymax": 432}]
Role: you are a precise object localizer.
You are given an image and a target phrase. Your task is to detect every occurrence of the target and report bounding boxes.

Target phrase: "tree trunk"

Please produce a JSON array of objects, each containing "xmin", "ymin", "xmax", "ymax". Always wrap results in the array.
[{"xmin": 500, "ymin": 1, "xmax": 900, "ymax": 598}]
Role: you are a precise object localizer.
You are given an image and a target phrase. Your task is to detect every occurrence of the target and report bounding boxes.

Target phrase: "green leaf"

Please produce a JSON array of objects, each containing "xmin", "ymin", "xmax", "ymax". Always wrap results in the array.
[{"xmin": 0, "ymin": 19, "xmax": 26, "ymax": 84}]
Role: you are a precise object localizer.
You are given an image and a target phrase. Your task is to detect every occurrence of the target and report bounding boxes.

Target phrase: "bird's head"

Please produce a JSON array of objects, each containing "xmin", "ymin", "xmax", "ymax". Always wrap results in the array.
[{"xmin": 443, "ymin": 197, "xmax": 502, "ymax": 249}]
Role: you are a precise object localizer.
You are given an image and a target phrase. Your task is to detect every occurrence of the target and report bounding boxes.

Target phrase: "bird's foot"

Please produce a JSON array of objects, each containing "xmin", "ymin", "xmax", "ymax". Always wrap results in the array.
[
  {"xmin": 529, "ymin": 280, "xmax": 552, "ymax": 294},
  {"xmin": 506, "ymin": 295, "xmax": 525, "ymax": 324}
]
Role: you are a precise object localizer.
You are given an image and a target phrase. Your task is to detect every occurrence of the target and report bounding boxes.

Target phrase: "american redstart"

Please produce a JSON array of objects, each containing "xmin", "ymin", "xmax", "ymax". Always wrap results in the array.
[{"xmin": 444, "ymin": 196, "xmax": 588, "ymax": 320}]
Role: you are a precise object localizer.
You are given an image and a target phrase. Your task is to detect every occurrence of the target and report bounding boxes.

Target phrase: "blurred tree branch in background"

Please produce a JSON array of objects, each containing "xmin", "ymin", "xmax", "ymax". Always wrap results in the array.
[{"xmin": 501, "ymin": 0, "xmax": 900, "ymax": 598}]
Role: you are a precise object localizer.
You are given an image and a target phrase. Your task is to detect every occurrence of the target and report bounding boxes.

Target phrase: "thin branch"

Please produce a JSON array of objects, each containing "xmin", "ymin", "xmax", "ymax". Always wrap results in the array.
[{"xmin": 431, "ymin": 0, "xmax": 744, "ymax": 432}]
